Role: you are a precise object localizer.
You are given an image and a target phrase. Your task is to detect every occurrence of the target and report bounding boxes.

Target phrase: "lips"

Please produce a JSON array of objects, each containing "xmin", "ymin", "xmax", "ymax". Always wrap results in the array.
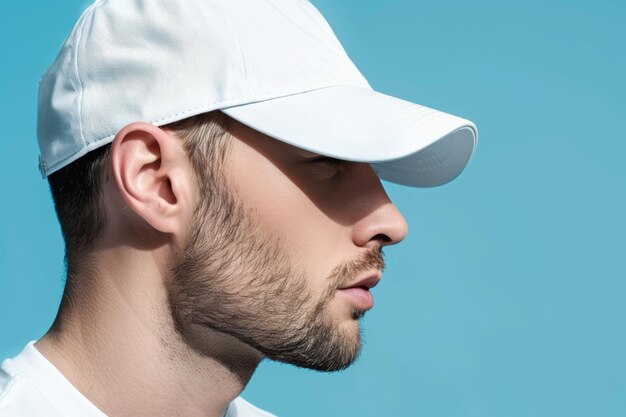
[
  {"xmin": 339, "ymin": 272, "xmax": 381, "ymax": 290},
  {"xmin": 337, "ymin": 272, "xmax": 381, "ymax": 312},
  {"xmin": 338, "ymin": 286, "xmax": 374, "ymax": 311},
  {"xmin": 336, "ymin": 265, "xmax": 382, "ymax": 313}
]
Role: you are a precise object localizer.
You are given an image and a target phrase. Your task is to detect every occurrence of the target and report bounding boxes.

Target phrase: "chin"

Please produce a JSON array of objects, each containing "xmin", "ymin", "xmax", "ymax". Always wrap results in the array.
[{"xmin": 265, "ymin": 321, "xmax": 365, "ymax": 373}]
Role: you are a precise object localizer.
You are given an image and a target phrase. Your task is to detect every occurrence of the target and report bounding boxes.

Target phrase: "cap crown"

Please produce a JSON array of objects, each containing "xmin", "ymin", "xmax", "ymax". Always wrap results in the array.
[{"xmin": 38, "ymin": 0, "xmax": 369, "ymax": 176}]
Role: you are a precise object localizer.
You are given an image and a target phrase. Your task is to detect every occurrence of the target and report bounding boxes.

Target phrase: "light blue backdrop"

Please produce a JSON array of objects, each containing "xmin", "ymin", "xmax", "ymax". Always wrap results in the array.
[{"xmin": 1, "ymin": 1, "xmax": 625, "ymax": 416}]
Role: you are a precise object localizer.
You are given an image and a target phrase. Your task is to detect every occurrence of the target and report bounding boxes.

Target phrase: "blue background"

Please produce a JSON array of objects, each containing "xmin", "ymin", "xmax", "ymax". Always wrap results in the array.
[{"xmin": 1, "ymin": 1, "xmax": 625, "ymax": 416}]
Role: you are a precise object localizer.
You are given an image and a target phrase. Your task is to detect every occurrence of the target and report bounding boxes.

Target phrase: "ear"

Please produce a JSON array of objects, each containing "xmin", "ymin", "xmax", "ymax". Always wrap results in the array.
[{"xmin": 110, "ymin": 122, "xmax": 195, "ymax": 235}]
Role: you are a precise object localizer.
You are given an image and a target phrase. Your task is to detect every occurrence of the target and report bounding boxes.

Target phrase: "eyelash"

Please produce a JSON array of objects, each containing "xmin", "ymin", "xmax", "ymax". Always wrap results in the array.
[
  {"xmin": 309, "ymin": 156, "xmax": 342, "ymax": 166},
  {"xmin": 308, "ymin": 157, "xmax": 345, "ymax": 174}
]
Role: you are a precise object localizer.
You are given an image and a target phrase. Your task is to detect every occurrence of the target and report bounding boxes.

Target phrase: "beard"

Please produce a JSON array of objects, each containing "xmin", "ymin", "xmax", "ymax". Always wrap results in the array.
[{"xmin": 167, "ymin": 177, "xmax": 384, "ymax": 372}]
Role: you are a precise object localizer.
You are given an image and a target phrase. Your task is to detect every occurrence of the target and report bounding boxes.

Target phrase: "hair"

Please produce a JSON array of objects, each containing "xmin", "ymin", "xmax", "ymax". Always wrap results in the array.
[{"xmin": 47, "ymin": 110, "xmax": 233, "ymax": 278}]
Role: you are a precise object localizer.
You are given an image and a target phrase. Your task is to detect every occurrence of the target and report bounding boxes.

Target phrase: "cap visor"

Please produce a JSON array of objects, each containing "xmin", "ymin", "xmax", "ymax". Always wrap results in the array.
[{"xmin": 222, "ymin": 85, "xmax": 477, "ymax": 187}]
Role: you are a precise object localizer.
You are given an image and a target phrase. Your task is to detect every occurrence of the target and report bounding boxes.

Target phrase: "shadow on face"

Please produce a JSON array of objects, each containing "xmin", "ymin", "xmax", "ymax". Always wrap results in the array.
[{"xmin": 227, "ymin": 119, "xmax": 400, "ymax": 229}]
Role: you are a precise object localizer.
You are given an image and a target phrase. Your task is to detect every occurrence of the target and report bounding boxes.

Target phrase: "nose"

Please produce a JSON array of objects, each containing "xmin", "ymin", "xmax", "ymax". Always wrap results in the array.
[
  {"xmin": 350, "ymin": 166, "xmax": 408, "ymax": 249},
  {"xmin": 352, "ymin": 200, "xmax": 408, "ymax": 249}
]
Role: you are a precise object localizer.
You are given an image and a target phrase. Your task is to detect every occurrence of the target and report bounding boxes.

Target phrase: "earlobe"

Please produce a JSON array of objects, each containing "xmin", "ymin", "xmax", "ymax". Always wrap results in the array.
[{"xmin": 110, "ymin": 122, "xmax": 192, "ymax": 235}]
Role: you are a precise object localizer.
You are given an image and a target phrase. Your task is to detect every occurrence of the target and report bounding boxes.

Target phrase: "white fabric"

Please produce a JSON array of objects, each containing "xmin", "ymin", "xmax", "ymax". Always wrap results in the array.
[
  {"xmin": 37, "ymin": 0, "xmax": 477, "ymax": 187},
  {"xmin": 223, "ymin": 85, "xmax": 477, "ymax": 187},
  {"xmin": 0, "ymin": 341, "xmax": 276, "ymax": 417}
]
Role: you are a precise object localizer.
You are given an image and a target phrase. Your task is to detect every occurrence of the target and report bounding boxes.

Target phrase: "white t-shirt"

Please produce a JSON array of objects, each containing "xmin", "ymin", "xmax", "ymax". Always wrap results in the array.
[{"xmin": 0, "ymin": 341, "xmax": 276, "ymax": 417}]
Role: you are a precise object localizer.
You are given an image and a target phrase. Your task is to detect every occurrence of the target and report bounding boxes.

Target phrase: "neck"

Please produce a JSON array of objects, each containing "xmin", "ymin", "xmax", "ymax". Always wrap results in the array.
[{"xmin": 36, "ymin": 246, "xmax": 263, "ymax": 417}]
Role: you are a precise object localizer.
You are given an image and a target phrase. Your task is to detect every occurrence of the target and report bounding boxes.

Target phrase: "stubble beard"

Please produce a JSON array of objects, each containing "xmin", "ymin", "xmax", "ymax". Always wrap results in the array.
[{"xmin": 167, "ymin": 179, "xmax": 384, "ymax": 372}]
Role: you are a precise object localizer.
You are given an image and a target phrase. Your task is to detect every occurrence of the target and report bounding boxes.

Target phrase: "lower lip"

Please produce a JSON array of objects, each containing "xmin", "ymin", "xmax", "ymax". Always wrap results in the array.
[{"xmin": 337, "ymin": 287, "xmax": 374, "ymax": 310}]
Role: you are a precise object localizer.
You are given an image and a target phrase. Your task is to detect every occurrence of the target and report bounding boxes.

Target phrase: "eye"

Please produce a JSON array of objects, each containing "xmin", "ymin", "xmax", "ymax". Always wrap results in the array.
[
  {"xmin": 308, "ymin": 156, "xmax": 344, "ymax": 168},
  {"xmin": 300, "ymin": 154, "xmax": 346, "ymax": 179}
]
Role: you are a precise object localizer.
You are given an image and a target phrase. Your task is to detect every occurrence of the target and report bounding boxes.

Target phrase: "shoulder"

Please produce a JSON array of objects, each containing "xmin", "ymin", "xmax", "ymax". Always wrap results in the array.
[
  {"xmin": 228, "ymin": 396, "xmax": 279, "ymax": 417},
  {"xmin": 1, "ymin": 351, "xmax": 64, "ymax": 417}
]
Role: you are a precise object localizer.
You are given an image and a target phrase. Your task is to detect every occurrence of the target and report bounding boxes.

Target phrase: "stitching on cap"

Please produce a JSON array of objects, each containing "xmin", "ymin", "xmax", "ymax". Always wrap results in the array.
[
  {"xmin": 218, "ymin": 0, "xmax": 250, "ymax": 94},
  {"xmin": 150, "ymin": 80, "xmax": 366, "ymax": 124},
  {"xmin": 73, "ymin": 4, "xmax": 92, "ymax": 148},
  {"xmin": 41, "ymin": 81, "xmax": 368, "ymax": 176}
]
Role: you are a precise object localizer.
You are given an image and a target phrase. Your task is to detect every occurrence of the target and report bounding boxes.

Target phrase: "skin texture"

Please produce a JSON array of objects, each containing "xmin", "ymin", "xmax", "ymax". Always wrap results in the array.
[{"xmin": 36, "ymin": 119, "xmax": 408, "ymax": 417}]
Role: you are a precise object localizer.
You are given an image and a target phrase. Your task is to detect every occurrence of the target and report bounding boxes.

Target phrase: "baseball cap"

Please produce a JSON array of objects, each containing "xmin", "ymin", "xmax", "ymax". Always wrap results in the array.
[{"xmin": 37, "ymin": 0, "xmax": 478, "ymax": 187}]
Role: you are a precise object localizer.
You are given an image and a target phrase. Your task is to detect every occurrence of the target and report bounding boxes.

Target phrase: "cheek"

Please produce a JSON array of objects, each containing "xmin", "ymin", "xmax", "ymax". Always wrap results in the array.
[{"xmin": 227, "ymin": 145, "xmax": 345, "ymax": 277}]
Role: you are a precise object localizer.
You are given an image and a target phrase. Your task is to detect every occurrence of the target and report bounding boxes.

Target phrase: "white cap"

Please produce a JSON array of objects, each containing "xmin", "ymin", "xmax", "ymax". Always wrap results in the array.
[{"xmin": 38, "ymin": 0, "xmax": 477, "ymax": 187}]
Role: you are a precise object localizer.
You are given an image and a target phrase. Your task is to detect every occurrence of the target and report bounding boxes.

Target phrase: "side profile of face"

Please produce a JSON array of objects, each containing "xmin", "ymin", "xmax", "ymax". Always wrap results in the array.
[{"xmin": 166, "ymin": 120, "xmax": 408, "ymax": 372}]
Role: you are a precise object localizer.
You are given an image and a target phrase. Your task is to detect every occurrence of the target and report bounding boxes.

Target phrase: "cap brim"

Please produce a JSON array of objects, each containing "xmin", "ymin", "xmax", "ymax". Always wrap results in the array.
[{"xmin": 221, "ymin": 85, "xmax": 477, "ymax": 187}]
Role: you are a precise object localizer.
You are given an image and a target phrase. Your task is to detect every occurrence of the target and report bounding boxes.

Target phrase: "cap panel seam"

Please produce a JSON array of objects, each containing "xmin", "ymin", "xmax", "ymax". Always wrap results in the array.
[
  {"xmin": 72, "ymin": 5, "xmax": 93, "ymax": 148},
  {"xmin": 37, "ymin": 0, "xmax": 104, "ymax": 177},
  {"xmin": 261, "ymin": 0, "xmax": 350, "ymax": 64},
  {"xmin": 218, "ymin": 0, "xmax": 250, "ymax": 95}
]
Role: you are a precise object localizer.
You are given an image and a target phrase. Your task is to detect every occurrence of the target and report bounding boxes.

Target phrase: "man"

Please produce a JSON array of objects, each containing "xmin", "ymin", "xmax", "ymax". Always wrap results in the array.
[{"xmin": 0, "ymin": 0, "xmax": 477, "ymax": 416}]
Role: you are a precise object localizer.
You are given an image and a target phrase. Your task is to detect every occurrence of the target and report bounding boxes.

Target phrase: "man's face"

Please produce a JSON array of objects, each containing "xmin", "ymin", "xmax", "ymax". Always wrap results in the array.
[{"xmin": 167, "ymin": 120, "xmax": 408, "ymax": 372}]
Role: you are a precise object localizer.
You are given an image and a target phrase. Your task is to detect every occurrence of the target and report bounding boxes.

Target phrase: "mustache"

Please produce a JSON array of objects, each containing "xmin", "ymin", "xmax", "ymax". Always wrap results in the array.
[{"xmin": 330, "ymin": 247, "xmax": 385, "ymax": 289}]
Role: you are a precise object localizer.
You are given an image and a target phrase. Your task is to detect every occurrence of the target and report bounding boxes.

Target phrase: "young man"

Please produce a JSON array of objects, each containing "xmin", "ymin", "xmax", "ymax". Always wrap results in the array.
[{"xmin": 0, "ymin": 0, "xmax": 477, "ymax": 416}]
